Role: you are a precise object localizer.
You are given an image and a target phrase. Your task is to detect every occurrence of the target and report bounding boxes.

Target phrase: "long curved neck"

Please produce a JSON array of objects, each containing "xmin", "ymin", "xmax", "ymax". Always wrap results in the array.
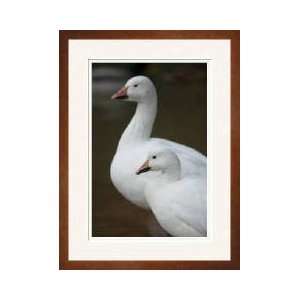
[{"xmin": 118, "ymin": 97, "xmax": 157, "ymax": 148}]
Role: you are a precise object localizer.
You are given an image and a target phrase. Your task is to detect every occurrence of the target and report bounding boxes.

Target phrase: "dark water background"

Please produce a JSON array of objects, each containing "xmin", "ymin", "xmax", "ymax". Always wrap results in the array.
[{"xmin": 92, "ymin": 63, "xmax": 207, "ymax": 236}]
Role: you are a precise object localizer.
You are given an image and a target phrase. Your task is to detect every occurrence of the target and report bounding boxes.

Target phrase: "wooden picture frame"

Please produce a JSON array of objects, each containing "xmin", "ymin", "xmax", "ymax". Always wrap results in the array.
[{"xmin": 59, "ymin": 30, "xmax": 240, "ymax": 270}]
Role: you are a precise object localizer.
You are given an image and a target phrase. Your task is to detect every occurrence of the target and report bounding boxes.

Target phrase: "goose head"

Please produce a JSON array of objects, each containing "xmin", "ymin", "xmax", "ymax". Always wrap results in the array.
[
  {"xmin": 111, "ymin": 76, "xmax": 157, "ymax": 103},
  {"xmin": 136, "ymin": 149, "xmax": 181, "ymax": 176}
]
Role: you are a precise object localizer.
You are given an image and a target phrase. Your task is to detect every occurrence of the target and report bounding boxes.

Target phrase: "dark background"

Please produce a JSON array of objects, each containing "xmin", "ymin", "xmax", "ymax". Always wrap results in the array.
[{"xmin": 92, "ymin": 63, "xmax": 207, "ymax": 237}]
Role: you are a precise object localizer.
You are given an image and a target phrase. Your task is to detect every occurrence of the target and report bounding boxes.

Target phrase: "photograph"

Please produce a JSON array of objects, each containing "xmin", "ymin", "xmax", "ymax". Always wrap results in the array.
[
  {"xmin": 3, "ymin": 0, "xmax": 299, "ymax": 297},
  {"xmin": 92, "ymin": 63, "xmax": 207, "ymax": 237},
  {"xmin": 60, "ymin": 30, "xmax": 240, "ymax": 269}
]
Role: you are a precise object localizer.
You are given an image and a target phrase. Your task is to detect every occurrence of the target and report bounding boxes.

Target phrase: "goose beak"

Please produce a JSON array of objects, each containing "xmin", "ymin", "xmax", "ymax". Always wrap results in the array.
[
  {"xmin": 136, "ymin": 160, "xmax": 151, "ymax": 175},
  {"xmin": 111, "ymin": 86, "xmax": 128, "ymax": 100}
]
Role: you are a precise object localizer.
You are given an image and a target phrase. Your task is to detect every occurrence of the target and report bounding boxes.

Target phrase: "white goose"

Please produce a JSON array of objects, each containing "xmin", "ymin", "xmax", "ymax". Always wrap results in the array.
[
  {"xmin": 136, "ymin": 149, "xmax": 207, "ymax": 236},
  {"xmin": 110, "ymin": 76, "xmax": 207, "ymax": 209}
]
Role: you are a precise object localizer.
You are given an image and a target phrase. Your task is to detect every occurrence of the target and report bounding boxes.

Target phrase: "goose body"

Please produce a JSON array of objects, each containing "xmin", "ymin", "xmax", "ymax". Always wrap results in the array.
[
  {"xmin": 110, "ymin": 76, "xmax": 207, "ymax": 209},
  {"xmin": 137, "ymin": 150, "xmax": 207, "ymax": 236}
]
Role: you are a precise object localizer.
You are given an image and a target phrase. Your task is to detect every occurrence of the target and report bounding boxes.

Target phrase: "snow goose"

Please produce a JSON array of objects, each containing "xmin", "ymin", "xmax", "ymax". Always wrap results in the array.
[
  {"xmin": 136, "ymin": 149, "xmax": 207, "ymax": 236},
  {"xmin": 110, "ymin": 75, "xmax": 207, "ymax": 209}
]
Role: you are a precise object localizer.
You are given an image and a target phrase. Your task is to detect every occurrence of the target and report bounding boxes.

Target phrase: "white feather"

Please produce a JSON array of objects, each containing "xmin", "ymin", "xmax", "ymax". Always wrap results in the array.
[{"xmin": 110, "ymin": 76, "xmax": 207, "ymax": 209}]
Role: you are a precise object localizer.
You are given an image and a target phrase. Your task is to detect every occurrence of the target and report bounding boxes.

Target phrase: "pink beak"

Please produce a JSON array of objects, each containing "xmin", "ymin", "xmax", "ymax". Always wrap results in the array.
[
  {"xmin": 136, "ymin": 160, "xmax": 151, "ymax": 175},
  {"xmin": 111, "ymin": 86, "xmax": 128, "ymax": 100}
]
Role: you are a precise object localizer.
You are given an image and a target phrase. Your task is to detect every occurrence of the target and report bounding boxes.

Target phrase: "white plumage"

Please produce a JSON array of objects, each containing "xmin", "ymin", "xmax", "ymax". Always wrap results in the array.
[
  {"xmin": 110, "ymin": 76, "xmax": 207, "ymax": 209},
  {"xmin": 137, "ymin": 149, "xmax": 207, "ymax": 237}
]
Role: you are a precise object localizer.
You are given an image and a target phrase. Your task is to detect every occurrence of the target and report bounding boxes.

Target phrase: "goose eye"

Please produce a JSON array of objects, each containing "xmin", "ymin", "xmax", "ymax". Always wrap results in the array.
[
  {"xmin": 134, "ymin": 84, "xmax": 138, "ymax": 87},
  {"xmin": 152, "ymin": 155, "xmax": 156, "ymax": 159}
]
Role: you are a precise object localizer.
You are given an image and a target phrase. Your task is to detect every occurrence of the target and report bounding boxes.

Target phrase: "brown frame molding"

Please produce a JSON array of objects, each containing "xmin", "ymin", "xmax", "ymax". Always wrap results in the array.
[{"xmin": 59, "ymin": 30, "xmax": 240, "ymax": 270}]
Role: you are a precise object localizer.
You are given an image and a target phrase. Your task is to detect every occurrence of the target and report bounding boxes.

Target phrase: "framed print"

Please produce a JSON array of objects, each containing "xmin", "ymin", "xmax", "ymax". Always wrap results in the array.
[{"xmin": 59, "ymin": 30, "xmax": 240, "ymax": 269}]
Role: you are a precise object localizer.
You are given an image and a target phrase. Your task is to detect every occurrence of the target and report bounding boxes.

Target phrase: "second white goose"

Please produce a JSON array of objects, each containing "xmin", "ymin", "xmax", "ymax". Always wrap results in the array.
[{"xmin": 136, "ymin": 149, "xmax": 207, "ymax": 237}]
